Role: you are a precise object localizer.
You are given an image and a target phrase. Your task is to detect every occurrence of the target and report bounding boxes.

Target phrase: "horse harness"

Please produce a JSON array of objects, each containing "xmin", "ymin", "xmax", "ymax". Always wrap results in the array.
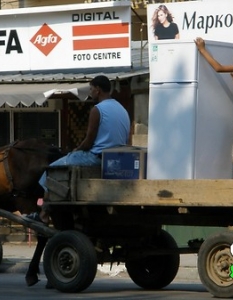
[{"xmin": 0, "ymin": 141, "xmax": 18, "ymax": 194}]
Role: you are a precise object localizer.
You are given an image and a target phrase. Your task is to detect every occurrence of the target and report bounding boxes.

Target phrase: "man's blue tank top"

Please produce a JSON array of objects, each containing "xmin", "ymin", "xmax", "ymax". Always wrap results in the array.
[{"xmin": 90, "ymin": 99, "xmax": 130, "ymax": 154}]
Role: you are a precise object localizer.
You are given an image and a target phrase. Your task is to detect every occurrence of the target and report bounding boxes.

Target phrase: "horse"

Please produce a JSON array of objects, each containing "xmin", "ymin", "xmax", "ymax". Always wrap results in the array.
[
  {"xmin": 0, "ymin": 139, "xmax": 64, "ymax": 286},
  {"xmin": 0, "ymin": 139, "xmax": 63, "ymax": 214}
]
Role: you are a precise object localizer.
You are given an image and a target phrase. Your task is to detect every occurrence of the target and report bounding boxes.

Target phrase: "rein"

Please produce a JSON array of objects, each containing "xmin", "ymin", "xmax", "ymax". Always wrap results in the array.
[
  {"xmin": 0, "ymin": 141, "xmax": 19, "ymax": 193},
  {"xmin": 0, "ymin": 140, "xmax": 19, "ymax": 162},
  {"xmin": 12, "ymin": 145, "xmax": 63, "ymax": 156}
]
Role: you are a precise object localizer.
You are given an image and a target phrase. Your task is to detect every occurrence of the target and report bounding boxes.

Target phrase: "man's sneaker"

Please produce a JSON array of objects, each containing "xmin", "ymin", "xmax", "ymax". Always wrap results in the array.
[{"xmin": 25, "ymin": 212, "xmax": 42, "ymax": 223}]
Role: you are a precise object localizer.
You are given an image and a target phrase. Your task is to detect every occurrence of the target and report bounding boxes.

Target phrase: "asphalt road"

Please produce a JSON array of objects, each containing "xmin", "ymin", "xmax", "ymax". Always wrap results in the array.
[
  {"xmin": 0, "ymin": 242, "xmax": 199, "ymax": 280},
  {"xmin": 1, "ymin": 242, "xmax": 218, "ymax": 299},
  {"xmin": 0, "ymin": 273, "xmax": 227, "ymax": 300}
]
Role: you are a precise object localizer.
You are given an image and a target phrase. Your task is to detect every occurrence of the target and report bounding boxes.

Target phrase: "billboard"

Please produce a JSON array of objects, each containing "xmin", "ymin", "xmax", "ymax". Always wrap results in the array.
[
  {"xmin": 0, "ymin": 2, "xmax": 131, "ymax": 72},
  {"xmin": 147, "ymin": 0, "xmax": 233, "ymax": 43}
]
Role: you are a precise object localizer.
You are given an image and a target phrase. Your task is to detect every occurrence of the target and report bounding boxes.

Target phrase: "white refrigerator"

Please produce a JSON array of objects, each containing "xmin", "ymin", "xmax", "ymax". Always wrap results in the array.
[{"xmin": 147, "ymin": 40, "xmax": 233, "ymax": 179}]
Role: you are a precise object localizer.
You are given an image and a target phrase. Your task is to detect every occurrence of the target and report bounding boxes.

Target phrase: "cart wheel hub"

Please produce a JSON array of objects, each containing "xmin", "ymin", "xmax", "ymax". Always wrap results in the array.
[
  {"xmin": 57, "ymin": 248, "xmax": 80, "ymax": 277},
  {"xmin": 208, "ymin": 247, "xmax": 233, "ymax": 286}
]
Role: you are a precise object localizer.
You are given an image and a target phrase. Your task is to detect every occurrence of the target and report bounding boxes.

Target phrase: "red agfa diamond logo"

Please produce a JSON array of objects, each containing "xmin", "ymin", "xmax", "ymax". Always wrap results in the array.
[{"xmin": 30, "ymin": 23, "xmax": 62, "ymax": 56}]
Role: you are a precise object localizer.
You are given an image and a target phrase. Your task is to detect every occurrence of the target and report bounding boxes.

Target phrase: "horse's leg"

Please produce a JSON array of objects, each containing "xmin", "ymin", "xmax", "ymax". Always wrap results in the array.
[
  {"xmin": 42, "ymin": 207, "xmax": 75, "ymax": 289},
  {"xmin": 25, "ymin": 206, "xmax": 49, "ymax": 287},
  {"xmin": 25, "ymin": 234, "xmax": 48, "ymax": 286},
  {"xmin": 26, "ymin": 205, "xmax": 75, "ymax": 288}
]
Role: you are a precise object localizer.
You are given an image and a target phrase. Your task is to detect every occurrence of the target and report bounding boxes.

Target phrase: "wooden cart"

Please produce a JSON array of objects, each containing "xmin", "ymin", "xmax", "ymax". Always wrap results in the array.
[{"xmin": 21, "ymin": 164, "xmax": 231, "ymax": 298}]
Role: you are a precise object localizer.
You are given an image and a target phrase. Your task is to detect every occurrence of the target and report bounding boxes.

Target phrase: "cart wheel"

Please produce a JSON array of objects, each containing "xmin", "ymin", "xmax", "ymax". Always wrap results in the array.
[
  {"xmin": 43, "ymin": 230, "xmax": 97, "ymax": 293},
  {"xmin": 125, "ymin": 229, "xmax": 180, "ymax": 289},
  {"xmin": 198, "ymin": 230, "xmax": 233, "ymax": 298}
]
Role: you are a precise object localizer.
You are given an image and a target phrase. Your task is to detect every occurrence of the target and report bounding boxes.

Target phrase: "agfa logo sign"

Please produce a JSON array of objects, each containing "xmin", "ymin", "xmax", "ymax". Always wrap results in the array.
[{"xmin": 30, "ymin": 23, "xmax": 62, "ymax": 56}]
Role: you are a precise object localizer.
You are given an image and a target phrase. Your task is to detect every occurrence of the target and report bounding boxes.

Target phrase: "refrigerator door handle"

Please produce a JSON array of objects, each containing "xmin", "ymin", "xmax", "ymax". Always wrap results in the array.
[
  {"xmin": 176, "ymin": 81, "xmax": 197, "ymax": 85},
  {"xmin": 151, "ymin": 82, "xmax": 197, "ymax": 86}
]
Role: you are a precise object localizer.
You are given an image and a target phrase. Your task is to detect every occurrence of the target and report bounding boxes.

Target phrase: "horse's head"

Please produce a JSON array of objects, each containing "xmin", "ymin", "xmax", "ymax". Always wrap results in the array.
[
  {"xmin": 0, "ymin": 139, "xmax": 66, "ymax": 214},
  {"xmin": 0, "ymin": 138, "xmax": 65, "ymax": 194}
]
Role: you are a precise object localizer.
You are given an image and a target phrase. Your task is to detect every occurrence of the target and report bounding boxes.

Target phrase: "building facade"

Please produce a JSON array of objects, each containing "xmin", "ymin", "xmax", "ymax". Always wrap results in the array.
[
  {"xmin": 0, "ymin": 0, "xmax": 195, "ymax": 150},
  {"xmin": 1, "ymin": 0, "xmax": 224, "ymax": 248}
]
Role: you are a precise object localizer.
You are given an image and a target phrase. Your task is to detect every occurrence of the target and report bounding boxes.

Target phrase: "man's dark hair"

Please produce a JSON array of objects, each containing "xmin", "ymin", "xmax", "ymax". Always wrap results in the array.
[{"xmin": 90, "ymin": 75, "xmax": 111, "ymax": 93}]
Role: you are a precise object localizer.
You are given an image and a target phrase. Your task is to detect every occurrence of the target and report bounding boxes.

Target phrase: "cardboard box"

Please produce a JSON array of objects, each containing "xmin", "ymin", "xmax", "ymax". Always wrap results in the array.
[{"xmin": 102, "ymin": 146, "xmax": 147, "ymax": 179}]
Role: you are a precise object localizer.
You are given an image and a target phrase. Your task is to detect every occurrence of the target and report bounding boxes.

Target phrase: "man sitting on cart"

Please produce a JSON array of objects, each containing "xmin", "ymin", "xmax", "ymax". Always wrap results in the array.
[{"xmin": 39, "ymin": 74, "xmax": 130, "ymax": 223}]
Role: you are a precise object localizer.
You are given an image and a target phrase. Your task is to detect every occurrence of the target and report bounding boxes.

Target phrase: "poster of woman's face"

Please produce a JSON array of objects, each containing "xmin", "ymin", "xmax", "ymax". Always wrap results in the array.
[
  {"xmin": 147, "ymin": 1, "xmax": 233, "ymax": 44},
  {"xmin": 151, "ymin": 4, "xmax": 180, "ymax": 40}
]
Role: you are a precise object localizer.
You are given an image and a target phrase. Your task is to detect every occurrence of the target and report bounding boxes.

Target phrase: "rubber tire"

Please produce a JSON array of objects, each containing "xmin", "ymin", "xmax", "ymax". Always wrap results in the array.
[
  {"xmin": 198, "ymin": 230, "xmax": 233, "ymax": 298},
  {"xmin": 43, "ymin": 230, "xmax": 97, "ymax": 293},
  {"xmin": 125, "ymin": 229, "xmax": 180, "ymax": 289}
]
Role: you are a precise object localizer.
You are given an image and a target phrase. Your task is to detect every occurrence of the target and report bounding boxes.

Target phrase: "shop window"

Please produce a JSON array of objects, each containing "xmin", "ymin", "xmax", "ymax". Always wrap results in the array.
[{"xmin": 14, "ymin": 112, "xmax": 59, "ymax": 146}]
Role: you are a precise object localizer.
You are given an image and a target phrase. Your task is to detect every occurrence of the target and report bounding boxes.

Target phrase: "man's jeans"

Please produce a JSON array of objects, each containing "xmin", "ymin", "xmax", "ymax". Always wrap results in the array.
[{"xmin": 39, "ymin": 150, "xmax": 101, "ymax": 191}]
